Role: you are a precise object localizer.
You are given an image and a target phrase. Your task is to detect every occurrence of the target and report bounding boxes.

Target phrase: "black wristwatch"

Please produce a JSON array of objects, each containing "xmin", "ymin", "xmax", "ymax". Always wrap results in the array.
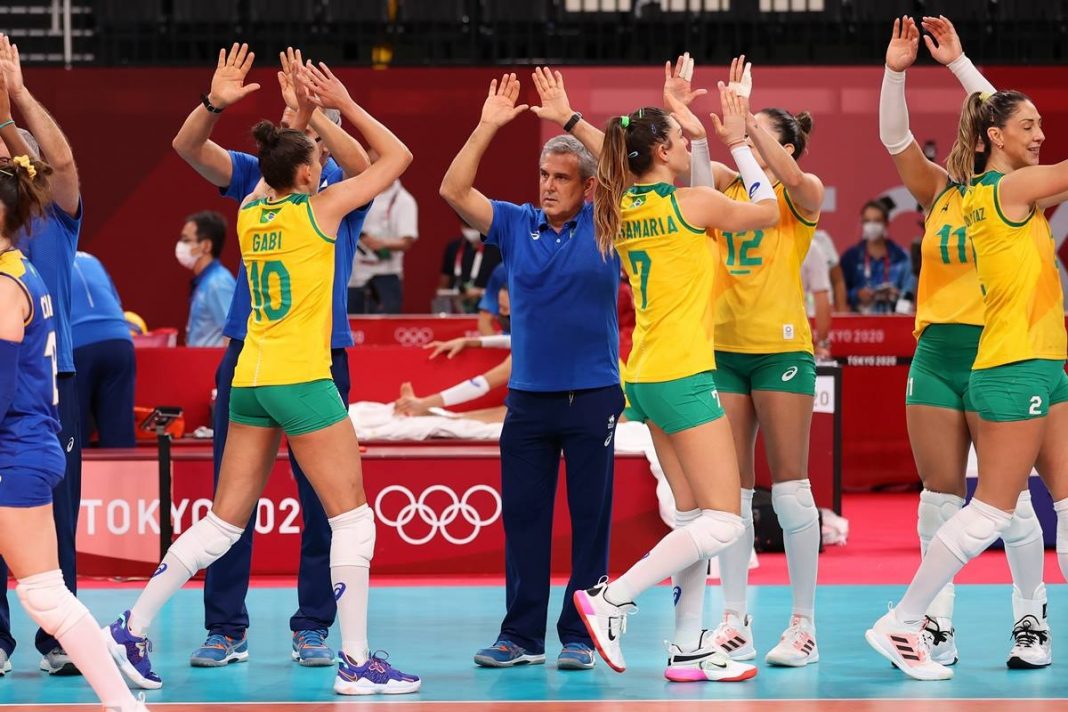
[
  {"xmin": 563, "ymin": 112, "xmax": 582, "ymax": 133},
  {"xmin": 201, "ymin": 93, "xmax": 224, "ymax": 114}
]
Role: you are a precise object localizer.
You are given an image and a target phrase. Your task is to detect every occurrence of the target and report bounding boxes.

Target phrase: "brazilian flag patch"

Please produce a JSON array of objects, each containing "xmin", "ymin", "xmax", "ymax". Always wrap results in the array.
[{"xmin": 260, "ymin": 208, "xmax": 281, "ymax": 224}]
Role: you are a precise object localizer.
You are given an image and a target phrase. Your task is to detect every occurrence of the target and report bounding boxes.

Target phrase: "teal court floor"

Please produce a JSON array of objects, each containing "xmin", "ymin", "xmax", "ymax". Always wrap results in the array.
[{"xmin": 1, "ymin": 584, "xmax": 1066, "ymax": 709}]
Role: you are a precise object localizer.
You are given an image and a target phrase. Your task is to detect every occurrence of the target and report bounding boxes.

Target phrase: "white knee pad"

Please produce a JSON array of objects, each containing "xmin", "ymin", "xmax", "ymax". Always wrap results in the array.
[
  {"xmin": 739, "ymin": 488, "xmax": 755, "ymax": 526},
  {"xmin": 771, "ymin": 480, "xmax": 818, "ymax": 534},
  {"xmin": 1002, "ymin": 491, "xmax": 1043, "ymax": 548},
  {"xmin": 917, "ymin": 489, "xmax": 965, "ymax": 543},
  {"xmin": 684, "ymin": 510, "xmax": 745, "ymax": 559},
  {"xmin": 1055, "ymin": 498, "xmax": 1068, "ymax": 555},
  {"xmin": 674, "ymin": 508, "xmax": 701, "ymax": 528},
  {"xmin": 329, "ymin": 504, "xmax": 376, "ymax": 569},
  {"xmin": 168, "ymin": 511, "xmax": 243, "ymax": 575},
  {"xmin": 935, "ymin": 498, "xmax": 1012, "ymax": 563},
  {"xmin": 16, "ymin": 570, "xmax": 89, "ymax": 638}
]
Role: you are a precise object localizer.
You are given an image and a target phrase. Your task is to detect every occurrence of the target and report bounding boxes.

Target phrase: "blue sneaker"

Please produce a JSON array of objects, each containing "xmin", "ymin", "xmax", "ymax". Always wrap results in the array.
[
  {"xmin": 334, "ymin": 650, "xmax": 421, "ymax": 695},
  {"xmin": 558, "ymin": 642, "xmax": 596, "ymax": 670},
  {"xmin": 103, "ymin": 611, "xmax": 162, "ymax": 689},
  {"xmin": 473, "ymin": 639, "xmax": 546, "ymax": 667},
  {"xmin": 190, "ymin": 632, "xmax": 249, "ymax": 667},
  {"xmin": 291, "ymin": 629, "xmax": 335, "ymax": 667}
]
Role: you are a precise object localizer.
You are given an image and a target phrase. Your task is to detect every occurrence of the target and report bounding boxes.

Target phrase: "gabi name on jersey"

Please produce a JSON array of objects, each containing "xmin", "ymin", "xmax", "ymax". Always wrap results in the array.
[
  {"xmin": 252, "ymin": 230, "xmax": 283, "ymax": 252},
  {"xmin": 618, "ymin": 215, "xmax": 681, "ymax": 241}
]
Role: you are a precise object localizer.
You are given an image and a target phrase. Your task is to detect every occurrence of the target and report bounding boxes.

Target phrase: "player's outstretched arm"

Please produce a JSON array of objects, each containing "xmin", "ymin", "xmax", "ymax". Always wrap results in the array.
[{"xmin": 530, "ymin": 66, "xmax": 604, "ymax": 159}]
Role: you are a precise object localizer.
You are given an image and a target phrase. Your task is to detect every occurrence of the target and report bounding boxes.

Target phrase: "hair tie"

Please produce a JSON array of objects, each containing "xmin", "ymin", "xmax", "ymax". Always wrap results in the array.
[
  {"xmin": 619, "ymin": 116, "xmax": 630, "ymax": 128},
  {"xmin": 638, "ymin": 108, "xmax": 644, "ymax": 119},
  {"xmin": 627, "ymin": 150, "xmax": 639, "ymax": 159},
  {"xmin": 12, "ymin": 155, "xmax": 35, "ymax": 179},
  {"xmin": 979, "ymin": 91, "xmax": 993, "ymax": 103}
]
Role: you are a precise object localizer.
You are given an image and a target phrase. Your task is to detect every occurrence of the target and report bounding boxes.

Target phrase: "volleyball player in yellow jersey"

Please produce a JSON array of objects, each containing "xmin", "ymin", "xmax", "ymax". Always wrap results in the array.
[
  {"xmin": 880, "ymin": 15, "xmax": 1049, "ymax": 670},
  {"xmin": 573, "ymin": 85, "xmax": 780, "ymax": 681},
  {"xmin": 868, "ymin": 87, "xmax": 1068, "ymax": 681},
  {"xmin": 105, "ymin": 62, "xmax": 421, "ymax": 696},
  {"xmin": 665, "ymin": 55, "xmax": 825, "ymax": 667}
]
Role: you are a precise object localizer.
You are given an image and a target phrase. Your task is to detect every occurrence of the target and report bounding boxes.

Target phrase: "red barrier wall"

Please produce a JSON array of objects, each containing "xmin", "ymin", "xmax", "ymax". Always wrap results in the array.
[{"xmin": 25, "ymin": 65, "xmax": 1068, "ymax": 337}]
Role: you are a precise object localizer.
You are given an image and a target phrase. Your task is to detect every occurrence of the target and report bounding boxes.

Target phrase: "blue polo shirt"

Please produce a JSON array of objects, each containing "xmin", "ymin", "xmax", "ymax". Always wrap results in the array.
[
  {"xmin": 220, "ymin": 151, "xmax": 370, "ymax": 348},
  {"xmin": 71, "ymin": 251, "xmax": 131, "ymax": 349},
  {"xmin": 477, "ymin": 263, "xmax": 508, "ymax": 316},
  {"xmin": 485, "ymin": 200, "xmax": 619, "ymax": 392},
  {"xmin": 23, "ymin": 201, "xmax": 82, "ymax": 374},
  {"xmin": 187, "ymin": 259, "xmax": 235, "ymax": 346}
]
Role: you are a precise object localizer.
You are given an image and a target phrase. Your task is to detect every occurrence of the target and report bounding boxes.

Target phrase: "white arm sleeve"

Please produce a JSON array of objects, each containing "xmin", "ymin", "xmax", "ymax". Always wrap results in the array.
[
  {"xmin": 440, "ymin": 375, "xmax": 492, "ymax": 407},
  {"xmin": 729, "ymin": 145, "xmax": 776, "ymax": 204},
  {"xmin": 879, "ymin": 66, "xmax": 915, "ymax": 156},
  {"xmin": 478, "ymin": 334, "xmax": 511, "ymax": 349},
  {"xmin": 947, "ymin": 54, "xmax": 995, "ymax": 96},
  {"xmin": 689, "ymin": 138, "xmax": 715, "ymax": 188}
]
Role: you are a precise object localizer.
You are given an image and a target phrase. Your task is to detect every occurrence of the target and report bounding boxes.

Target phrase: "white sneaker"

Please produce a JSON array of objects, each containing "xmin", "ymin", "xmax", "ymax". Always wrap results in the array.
[
  {"xmin": 105, "ymin": 692, "xmax": 150, "ymax": 712},
  {"xmin": 0, "ymin": 648, "xmax": 10, "ymax": 676},
  {"xmin": 664, "ymin": 629, "xmax": 757, "ymax": 682},
  {"xmin": 1008, "ymin": 584, "xmax": 1052, "ymax": 669},
  {"xmin": 925, "ymin": 586, "xmax": 958, "ymax": 666},
  {"xmin": 710, "ymin": 611, "xmax": 756, "ymax": 661},
  {"xmin": 573, "ymin": 578, "xmax": 635, "ymax": 673},
  {"xmin": 865, "ymin": 606, "xmax": 952, "ymax": 681},
  {"xmin": 765, "ymin": 615, "xmax": 820, "ymax": 667}
]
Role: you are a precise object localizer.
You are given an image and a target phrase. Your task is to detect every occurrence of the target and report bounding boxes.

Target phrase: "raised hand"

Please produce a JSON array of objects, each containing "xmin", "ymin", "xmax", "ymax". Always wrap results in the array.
[
  {"xmin": 726, "ymin": 54, "xmax": 752, "ymax": 99},
  {"xmin": 301, "ymin": 60, "xmax": 354, "ymax": 110},
  {"xmin": 0, "ymin": 67, "xmax": 10, "ymax": 122},
  {"xmin": 921, "ymin": 15, "xmax": 963, "ymax": 65},
  {"xmin": 529, "ymin": 67, "xmax": 574, "ymax": 126},
  {"xmin": 394, "ymin": 382, "xmax": 431, "ymax": 417},
  {"xmin": 277, "ymin": 46, "xmax": 304, "ymax": 110},
  {"xmin": 208, "ymin": 42, "xmax": 261, "ymax": 110},
  {"xmin": 0, "ymin": 34, "xmax": 25, "ymax": 101},
  {"xmin": 424, "ymin": 337, "xmax": 468, "ymax": 360},
  {"xmin": 663, "ymin": 52, "xmax": 707, "ymax": 108},
  {"xmin": 664, "ymin": 89, "xmax": 706, "ymax": 140},
  {"xmin": 885, "ymin": 16, "xmax": 919, "ymax": 72},
  {"xmin": 480, "ymin": 73, "xmax": 528, "ymax": 129},
  {"xmin": 709, "ymin": 83, "xmax": 748, "ymax": 148}
]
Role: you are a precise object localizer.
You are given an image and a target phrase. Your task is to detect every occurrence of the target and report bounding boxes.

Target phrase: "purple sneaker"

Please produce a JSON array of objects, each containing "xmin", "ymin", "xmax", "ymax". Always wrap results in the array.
[
  {"xmin": 103, "ymin": 611, "xmax": 162, "ymax": 689},
  {"xmin": 333, "ymin": 650, "xmax": 421, "ymax": 695}
]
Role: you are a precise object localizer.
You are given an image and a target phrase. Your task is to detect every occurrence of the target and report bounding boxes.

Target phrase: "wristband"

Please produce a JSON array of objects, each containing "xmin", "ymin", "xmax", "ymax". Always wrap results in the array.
[
  {"xmin": 200, "ymin": 94, "xmax": 224, "ymax": 114},
  {"xmin": 563, "ymin": 112, "xmax": 582, "ymax": 133},
  {"xmin": 478, "ymin": 334, "xmax": 511, "ymax": 349},
  {"xmin": 729, "ymin": 145, "xmax": 776, "ymax": 204},
  {"xmin": 440, "ymin": 375, "xmax": 492, "ymax": 407},
  {"xmin": 0, "ymin": 120, "xmax": 13, "ymax": 131}
]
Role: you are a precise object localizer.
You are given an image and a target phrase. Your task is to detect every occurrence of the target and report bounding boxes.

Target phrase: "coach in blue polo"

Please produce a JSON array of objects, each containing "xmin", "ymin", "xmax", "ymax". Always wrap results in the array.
[{"xmin": 441, "ymin": 73, "xmax": 622, "ymax": 670}]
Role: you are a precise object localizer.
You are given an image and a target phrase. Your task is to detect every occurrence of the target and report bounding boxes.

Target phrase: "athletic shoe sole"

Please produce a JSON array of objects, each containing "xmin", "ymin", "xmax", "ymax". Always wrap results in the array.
[
  {"xmin": 39, "ymin": 659, "xmax": 81, "ymax": 676},
  {"xmin": 334, "ymin": 678, "xmax": 422, "ymax": 695},
  {"xmin": 557, "ymin": 656, "xmax": 595, "ymax": 670},
  {"xmin": 573, "ymin": 590, "xmax": 625, "ymax": 673},
  {"xmin": 290, "ymin": 650, "xmax": 335, "ymax": 667},
  {"xmin": 191, "ymin": 650, "xmax": 249, "ymax": 667},
  {"xmin": 765, "ymin": 650, "xmax": 820, "ymax": 667},
  {"xmin": 664, "ymin": 664, "xmax": 757, "ymax": 682},
  {"xmin": 864, "ymin": 629, "xmax": 951, "ymax": 681},
  {"xmin": 1007, "ymin": 655, "xmax": 1052, "ymax": 670},
  {"xmin": 102, "ymin": 626, "xmax": 163, "ymax": 690},
  {"xmin": 473, "ymin": 653, "xmax": 545, "ymax": 668}
]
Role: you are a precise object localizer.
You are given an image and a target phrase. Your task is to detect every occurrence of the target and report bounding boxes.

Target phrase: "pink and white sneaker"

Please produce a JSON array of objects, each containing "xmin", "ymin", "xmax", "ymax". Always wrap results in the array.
[
  {"xmin": 573, "ymin": 578, "xmax": 635, "ymax": 673},
  {"xmin": 711, "ymin": 611, "xmax": 756, "ymax": 661},
  {"xmin": 664, "ymin": 629, "xmax": 757, "ymax": 682},
  {"xmin": 865, "ymin": 607, "xmax": 952, "ymax": 681},
  {"xmin": 765, "ymin": 615, "xmax": 820, "ymax": 667}
]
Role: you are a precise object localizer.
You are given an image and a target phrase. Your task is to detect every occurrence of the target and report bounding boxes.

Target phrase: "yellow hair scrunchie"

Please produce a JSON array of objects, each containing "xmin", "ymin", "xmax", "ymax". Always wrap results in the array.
[
  {"xmin": 12, "ymin": 154, "xmax": 35, "ymax": 179},
  {"xmin": 979, "ymin": 91, "xmax": 994, "ymax": 103}
]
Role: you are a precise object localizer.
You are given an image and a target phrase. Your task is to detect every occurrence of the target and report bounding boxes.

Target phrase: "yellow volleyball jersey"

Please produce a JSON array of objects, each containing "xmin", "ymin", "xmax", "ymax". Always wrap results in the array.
[
  {"xmin": 233, "ymin": 193, "xmax": 336, "ymax": 387},
  {"xmin": 712, "ymin": 179, "xmax": 818, "ymax": 354},
  {"xmin": 965, "ymin": 171, "xmax": 1067, "ymax": 370},
  {"xmin": 614, "ymin": 183, "xmax": 716, "ymax": 383},
  {"xmin": 914, "ymin": 183, "xmax": 986, "ymax": 339}
]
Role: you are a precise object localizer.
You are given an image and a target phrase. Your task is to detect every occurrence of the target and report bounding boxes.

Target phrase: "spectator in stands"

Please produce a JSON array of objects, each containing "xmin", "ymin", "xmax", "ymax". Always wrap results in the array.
[
  {"xmin": 437, "ymin": 223, "xmax": 502, "ymax": 313},
  {"xmin": 840, "ymin": 199, "xmax": 915, "ymax": 314},
  {"xmin": 476, "ymin": 263, "xmax": 508, "ymax": 335},
  {"xmin": 812, "ymin": 228, "xmax": 848, "ymax": 312},
  {"xmin": 178, "ymin": 211, "xmax": 235, "ymax": 347},
  {"xmin": 800, "ymin": 241, "xmax": 833, "ymax": 360},
  {"xmin": 71, "ymin": 252, "xmax": 135, "ymax": 448},
  {"xmin": 348, "ymin": 175, "xmax": 417, "ymax": 313}
]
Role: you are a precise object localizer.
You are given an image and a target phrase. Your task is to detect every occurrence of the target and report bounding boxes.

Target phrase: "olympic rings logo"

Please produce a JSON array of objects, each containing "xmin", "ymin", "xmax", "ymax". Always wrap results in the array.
[
  {"xmin": 374, "ymin": 485, "xmax": 502, "ymax": 545},
  {"xmin": 393, "ymin": 327, "xmax": 434, "ymax": 347}
]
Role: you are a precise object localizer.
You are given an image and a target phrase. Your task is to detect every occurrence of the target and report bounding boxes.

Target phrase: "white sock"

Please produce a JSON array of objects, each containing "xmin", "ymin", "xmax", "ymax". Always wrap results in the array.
[
  {"xmin": 1002, "ymin": 491, "xmax": 1044, "ymax": 600},
  {"xmin": 330, "ymin": 505, "xmax": 374, "ymax": 665},
  {"xmin": 128, "ymin": 552, "xmax": 197, "ymax": 636},
  {"xmin": 916, "ymin": 489, "xmax": 964, "ymax": 618},
  {"xmin": 608, "ymin": 510, "xmax": 742, "ymax": 605},
  {"xmin": 773, "ymin": 480, "xmax": 820, "ymax": 621},
  {"xmin": 718, "ymin": 488, "xmax": 754, "ymax": 618},
  {"xmin": 670, "ymin": 509, "xmax": 706, "ymax": 651},
  {"xmin": 1055, "ymin": 498, "xmax": 1068, "ymax": 584}
]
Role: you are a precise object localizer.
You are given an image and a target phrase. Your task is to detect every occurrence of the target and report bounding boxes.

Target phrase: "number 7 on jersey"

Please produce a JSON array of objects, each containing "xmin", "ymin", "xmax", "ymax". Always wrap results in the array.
[{"xmin": 628, "ymin": 250, "xmax": 652, "ymax": 310}]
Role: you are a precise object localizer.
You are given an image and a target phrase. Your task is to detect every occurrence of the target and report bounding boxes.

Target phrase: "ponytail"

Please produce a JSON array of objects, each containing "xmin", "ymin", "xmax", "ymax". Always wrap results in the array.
[
  {"xmin": 946, "ymin": 89, "xmax": 1031, "ymax": 184},
  {"xmin": 0, "ymin": 155, "xmax": 53, "ymax": 243},
  {"xmin": 594, "ymin": 120, "xmax": 630, "ymax": 256}
]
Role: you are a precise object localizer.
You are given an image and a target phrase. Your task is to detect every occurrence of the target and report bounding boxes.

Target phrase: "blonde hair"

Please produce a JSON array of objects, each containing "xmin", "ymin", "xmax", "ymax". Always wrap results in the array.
[{"xmin": 946, "ymin": 90, "xmax": 1030, "ymax": 184}]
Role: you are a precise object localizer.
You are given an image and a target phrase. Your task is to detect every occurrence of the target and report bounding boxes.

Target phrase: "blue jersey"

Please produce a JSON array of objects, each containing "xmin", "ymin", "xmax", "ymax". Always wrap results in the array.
[
  {"xmin": 22, "ymin": 202, "xmax": 82, "ymax": 373},
  {"xmin": 478, "ymin": 263, "xmax": 508, "ymax": 316},
  {"xmin": 71, "ymin": 251, "xmax": 131, "ymax": 349},
  {"xmin": 187, "ymin": 259, "xmax": 235, "ymax": 347},
  {"xmin": 220, "ymin": 151, "xmax": 371, "ymax": 348},
  {"xmin": 0, "ymin": 250, "xmax": 65, "ymax": 476},
  {"xmin": 485, "ymin": 201, "xmax": 620, "ymax": 391}
]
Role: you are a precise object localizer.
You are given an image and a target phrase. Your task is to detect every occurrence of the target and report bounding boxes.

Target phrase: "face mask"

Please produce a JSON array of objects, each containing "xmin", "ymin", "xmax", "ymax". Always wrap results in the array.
[
  {"xmin": 461, "ymin": 227, "xmax": 481, "ymax": 244},
  {"xmin": 175, "ymin": 240, "xmax": 199, "ymax": 270},
  {"xmin": 861, "ymin": 221, "xmax": 885, "ymax": 241}
]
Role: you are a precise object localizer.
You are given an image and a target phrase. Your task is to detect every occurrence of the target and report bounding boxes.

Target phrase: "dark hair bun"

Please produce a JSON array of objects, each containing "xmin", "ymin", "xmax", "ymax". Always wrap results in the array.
[
  {"xmin": 795, "ymin": 111, "xmax": 814, "ymax": 136},
  {"xmin": 252, "ymin": 120, "xmax": 281, "ymax": 150}
]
